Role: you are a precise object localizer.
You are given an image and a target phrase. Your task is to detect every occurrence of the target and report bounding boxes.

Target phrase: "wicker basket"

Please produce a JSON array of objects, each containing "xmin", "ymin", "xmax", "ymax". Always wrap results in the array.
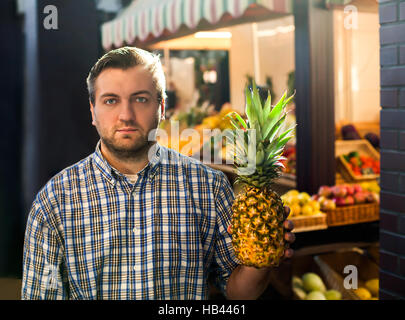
[
  {"xmin": 290, "ymin": 213, "xmax": 328, "ymax": 233},
  {"xmin": 324, "ymin": 202, "xmax": 379, "ymax": 227}
]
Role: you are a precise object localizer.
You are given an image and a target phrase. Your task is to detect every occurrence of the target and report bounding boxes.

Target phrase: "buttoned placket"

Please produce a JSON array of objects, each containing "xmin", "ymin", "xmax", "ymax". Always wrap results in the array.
[
  {"xmin": 127, "ymin": 174, "xmax": 148, "ymax": 299},
  {"xmin": 131, "ymin": 172, "xmax": 158, "ymax": 300},
  {"xmin": 124, "ymin": 177, "xmax": 137, "ymax": 299}
]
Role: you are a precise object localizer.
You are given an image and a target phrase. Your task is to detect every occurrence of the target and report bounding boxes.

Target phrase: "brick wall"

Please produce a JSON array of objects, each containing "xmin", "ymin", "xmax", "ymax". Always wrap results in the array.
[{"xmin": 379, "ymin": 0, "xmax": 405, "ymax": 300}]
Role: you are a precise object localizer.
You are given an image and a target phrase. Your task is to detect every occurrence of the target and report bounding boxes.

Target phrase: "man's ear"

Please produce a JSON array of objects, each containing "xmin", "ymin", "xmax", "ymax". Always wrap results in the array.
[
  {"xmin": 160, "ymin": 98, "xmax": 165, "ymax": 120},
  {"xmin": 90, "ymin": 100, "xmax": 96, "ymax": 126}
]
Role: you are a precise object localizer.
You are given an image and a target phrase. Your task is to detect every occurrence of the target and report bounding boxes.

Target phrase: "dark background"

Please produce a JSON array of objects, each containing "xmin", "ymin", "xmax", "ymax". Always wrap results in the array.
[{"xmin": 0, "ymin": 0, "xmax": 114, "ymax": 278}]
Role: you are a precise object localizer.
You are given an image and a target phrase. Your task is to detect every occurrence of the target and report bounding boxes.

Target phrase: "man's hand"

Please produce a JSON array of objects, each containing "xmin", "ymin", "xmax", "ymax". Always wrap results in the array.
[{"xmin": 283, "ymin": 206, "xmax": 295, "ymax": 260}]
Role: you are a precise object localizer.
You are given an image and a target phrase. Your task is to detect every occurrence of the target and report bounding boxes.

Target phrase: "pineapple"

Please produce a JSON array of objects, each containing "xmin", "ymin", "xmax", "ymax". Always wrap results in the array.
[{"xmin": 225, "ymin": 81, "xmax": 295, "ymax": 268}]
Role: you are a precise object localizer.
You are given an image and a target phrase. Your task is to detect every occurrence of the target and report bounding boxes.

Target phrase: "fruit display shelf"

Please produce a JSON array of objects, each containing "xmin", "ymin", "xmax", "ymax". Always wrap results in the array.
[
  {"xmin": 335, "ymin": 139, "xmax": 380, "ymax": 182},
  {"xmin": 314, "ymin": 183, "xmax": 380, "ymax": 227},
  {"xmin": 323, "ymin": 202, "xmax": 379, "ymax": 227},
  {"xmin": 290, "ymin": 213, "xmax": 328, "ymax": 233},
  {"xmin": 281, "ymin": 190, "xmax": 329, "ymax": 233}
]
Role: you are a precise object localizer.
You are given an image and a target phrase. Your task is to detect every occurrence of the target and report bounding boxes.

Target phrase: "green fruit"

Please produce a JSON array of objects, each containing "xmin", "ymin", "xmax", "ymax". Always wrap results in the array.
[
  {"xmin": 292, "ymin": 276, "xmax": 304, "ymax": 290},
  {"xmin": 306, "ymin": 291, "xmax": 326, "ymax": 300},
  {"xmin": 325, "ymin": 289, "xmax": 342, "ymax": 300},
  {"xmin": 298, "ymin": 192, "xmax": 311, "ymax": 205},
  {"xmin": 302, "ymin": 273, "xmax": 326, "ymax": 292},
  {"xmin": 293, "ymin": 287, "xmax": 307, "ymax": 300}
]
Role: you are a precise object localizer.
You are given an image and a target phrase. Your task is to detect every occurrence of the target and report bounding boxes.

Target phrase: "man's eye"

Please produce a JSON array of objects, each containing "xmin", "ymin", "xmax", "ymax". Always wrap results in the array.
[
  {"xmin": 105, "ymin": 98, "xmax": 117, "ymax": 105},
  {"xmin": 135, "ymin": 97, "xmax": 148, "ymax": 103}
]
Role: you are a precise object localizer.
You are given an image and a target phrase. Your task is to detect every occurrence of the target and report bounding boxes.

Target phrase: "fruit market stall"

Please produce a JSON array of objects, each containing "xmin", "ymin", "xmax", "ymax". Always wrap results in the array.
[
  {"xmin": 266, "ymin": 181, "xmax": 380, "ymax": 300},
  {"xmin": 100, "ymin": 0, "xmax": 382, "ymax": 301},
  {"xmin": 266, "ymin": 243, "xmax": 380, "ymax": 300},
  {"xmin": 280, "ymin": 181, "xmax": 379, "ymax": 232},
  {"xmin": 335, "ymin": 139, "xmax": 380, "ymax": 184}
]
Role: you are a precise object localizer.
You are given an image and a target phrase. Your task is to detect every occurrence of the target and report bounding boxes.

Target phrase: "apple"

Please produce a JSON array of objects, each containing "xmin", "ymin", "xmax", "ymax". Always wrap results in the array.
[
  {"xmin": 321, "ymin": 199, "xmax": 336, "ymax": 210},
  {"xmin": 365, "ymin": 192, "xmax": 375, "ymax": 203},
  {"xmin": 334, "ymin": 197, "xmax": 346, "ymax": 207},
  {"xmin": 345, "ymin": 185, "xmax": 355, "ymax": 196},
  {"xmin": 354, "ymin": 192, "xmax": 366, "ymax": 204},
  {"xmin": 311, "ymin": 194, "xmax": 319, "ymax": 201},
  {"xmin": 332, "ymin": 185, "xmax": 347, "ymax": 198},
  {"xmin": 318, "ymin": 186, "xmax": 332, "ymax": 198},
  {"xmin": 353, "ymin": 184, "xmax": 363, "ymax": 194},
  {"xmin": 345, "ymin": 195, "xmax": 355, "ymax": 205}
]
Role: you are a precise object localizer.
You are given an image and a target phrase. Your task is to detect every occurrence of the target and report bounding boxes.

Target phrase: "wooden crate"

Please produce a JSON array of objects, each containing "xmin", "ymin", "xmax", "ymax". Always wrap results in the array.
[
  {"xmin": 314, "ymin": 249, "xmax": 380, "ymax": 300},
  {"xmin": 290, "ymin": 213, "xmax": 328, "ymax": 233},
  {"xmin": 323, "ymin": 202, "xmax": 379, "ymax": 227},
  {"xmin": 290, "ymin": 254, "xmax": 348, "ymax": 300},
  {"xmin": 335, "ymin": 139, "xmax": 380, "ymax": 182}
]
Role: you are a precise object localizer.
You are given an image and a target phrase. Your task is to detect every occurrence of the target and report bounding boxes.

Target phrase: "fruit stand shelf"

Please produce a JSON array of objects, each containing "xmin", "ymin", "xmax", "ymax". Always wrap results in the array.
[
  {"xmin": 290, "ymin": 214, "xmax": 328, "ymax": 233},
  {"xmin": 324, "ymin": 203, "xmax": 379, "ymax": 227},
  {"xmin": 335, "ymin": 139, "xmax": 380, "ymax": 182}
]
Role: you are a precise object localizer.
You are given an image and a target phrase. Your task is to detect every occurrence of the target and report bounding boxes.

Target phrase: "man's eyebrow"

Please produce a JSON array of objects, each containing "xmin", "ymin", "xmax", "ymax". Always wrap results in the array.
[
  {"xmin": 100, "ymin": 90, "xmax": 152, "ymax": 98},
  {"xmin": 130, "ymin": 90, "xmax": 152, "ymax": 96},
  {"xmin": 99, "ymin": 91, "xmax": 152, "ymax": 99},
  {"xmin": 99, "ymin": 93, "xmax": 119, "ymax": 99}
]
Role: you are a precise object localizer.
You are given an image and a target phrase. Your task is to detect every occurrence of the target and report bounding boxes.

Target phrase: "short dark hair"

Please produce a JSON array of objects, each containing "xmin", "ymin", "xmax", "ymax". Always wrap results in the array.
[{"xmin": 86, "ymin": 46, "xmax": 166, "ymax": 106}]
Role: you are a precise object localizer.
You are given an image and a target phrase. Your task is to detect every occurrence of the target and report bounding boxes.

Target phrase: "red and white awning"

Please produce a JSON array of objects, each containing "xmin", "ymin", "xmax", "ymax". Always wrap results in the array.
[
  {"xmin": 101, "ymin": 0, "xmax": 293, "ymax": 50},
  {"xmin": 325, "ymin": 0, "xmax": 354, "ymax": 8}
]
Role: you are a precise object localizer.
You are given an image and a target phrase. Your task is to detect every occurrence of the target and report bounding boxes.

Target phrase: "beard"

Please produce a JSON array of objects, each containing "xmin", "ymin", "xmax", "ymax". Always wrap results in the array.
[
  {"xmin": 101, "ymin": 133, "xmax": 153, "ymax": 160},
  {"xmin": 97, "ymin": 119, "xmax": 159, "ymax": 161}
]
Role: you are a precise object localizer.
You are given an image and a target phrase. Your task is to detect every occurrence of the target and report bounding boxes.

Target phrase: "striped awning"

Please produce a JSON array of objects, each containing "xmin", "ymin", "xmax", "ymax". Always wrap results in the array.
[
  {"xmin": 101, "ymin": 0, "xmax": 293, "ymax": 50},
  {"xmin": 325, "ymin": 0, "xmax": 354, "ymax": 8}
]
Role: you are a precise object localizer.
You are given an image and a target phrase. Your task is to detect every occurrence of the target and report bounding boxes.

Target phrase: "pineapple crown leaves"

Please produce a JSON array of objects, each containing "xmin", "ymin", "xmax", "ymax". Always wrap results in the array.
[
  {"xmin": 225, "ymin": 80, "xmax": 296, "ymax": 185},
  {"xmin": 246, "ymin": 80, "xmax": 296, "ymax": 149},
  {"xmin": 225, "ymin": 111, "xmax": 247, "ymax": 131}
]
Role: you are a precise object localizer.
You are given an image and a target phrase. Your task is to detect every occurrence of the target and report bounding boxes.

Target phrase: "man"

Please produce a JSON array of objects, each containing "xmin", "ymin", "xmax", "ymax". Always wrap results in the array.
[{"xmin": 22, "ymin": 47, "xmax": 295, "ymax": 300}]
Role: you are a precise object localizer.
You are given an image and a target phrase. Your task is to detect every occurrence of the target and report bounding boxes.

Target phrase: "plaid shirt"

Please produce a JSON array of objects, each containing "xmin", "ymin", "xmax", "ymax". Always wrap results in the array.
[{"xmin": 22, "ymin": 141, "xmax": 240, "ymax": 300}]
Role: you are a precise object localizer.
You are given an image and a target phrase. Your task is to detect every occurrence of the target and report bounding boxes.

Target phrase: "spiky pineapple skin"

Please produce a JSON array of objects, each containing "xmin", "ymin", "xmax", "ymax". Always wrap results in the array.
[{"xmin": 231, "ymin": 186, "xmax": 286, "ymax": 268}]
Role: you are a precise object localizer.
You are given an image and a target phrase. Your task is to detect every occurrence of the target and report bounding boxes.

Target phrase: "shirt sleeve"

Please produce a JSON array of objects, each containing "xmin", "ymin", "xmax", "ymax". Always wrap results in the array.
[
  {"xmin": 21, "ymin": 199, "xmax": 69, "ymax": 300},
  {"xmin": 211, "ymin": 171, "xmax": 241, "ymax": 297}
]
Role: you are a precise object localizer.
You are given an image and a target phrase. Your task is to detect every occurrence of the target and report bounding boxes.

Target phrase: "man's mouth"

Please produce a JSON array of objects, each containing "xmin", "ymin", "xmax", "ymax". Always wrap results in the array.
[{"xmin": 117, "ymin": 127, "xmax": 138, "ymax": 134}]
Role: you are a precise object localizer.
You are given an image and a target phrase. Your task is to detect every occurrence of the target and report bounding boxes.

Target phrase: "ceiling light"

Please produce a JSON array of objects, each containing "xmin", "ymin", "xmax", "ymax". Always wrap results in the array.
[
  {"xmin": 257, "ymin": 25, "xmax": 295, "ymax": 37},
  {"xmin": 194, "ymin": 32, "xmax": 232, "ymax": 39}
]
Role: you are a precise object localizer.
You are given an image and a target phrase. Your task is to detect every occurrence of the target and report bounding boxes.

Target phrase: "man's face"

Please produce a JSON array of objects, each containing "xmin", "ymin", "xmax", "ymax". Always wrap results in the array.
[{"xmin": 90, "ymin": 65, "xmax": 164, "ymax": 159}]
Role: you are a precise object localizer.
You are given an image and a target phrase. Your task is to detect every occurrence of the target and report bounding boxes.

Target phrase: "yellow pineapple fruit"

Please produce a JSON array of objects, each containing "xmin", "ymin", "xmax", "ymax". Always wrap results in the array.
[{"xmin": 226, "ymin": 81, "xmax": 295, "ymax": 267}]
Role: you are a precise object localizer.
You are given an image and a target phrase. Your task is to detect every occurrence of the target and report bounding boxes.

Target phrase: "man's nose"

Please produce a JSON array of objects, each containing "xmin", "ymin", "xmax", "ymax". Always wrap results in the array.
[{"xmin": 118, "ymin": 100, "xmax": 136, "ymax": 121}]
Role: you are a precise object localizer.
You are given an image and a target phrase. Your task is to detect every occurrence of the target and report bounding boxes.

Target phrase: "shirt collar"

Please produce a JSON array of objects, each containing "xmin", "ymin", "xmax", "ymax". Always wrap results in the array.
[{"xmin": 91, "ymin": 140, "xmax": 161, "ymax": 186}]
